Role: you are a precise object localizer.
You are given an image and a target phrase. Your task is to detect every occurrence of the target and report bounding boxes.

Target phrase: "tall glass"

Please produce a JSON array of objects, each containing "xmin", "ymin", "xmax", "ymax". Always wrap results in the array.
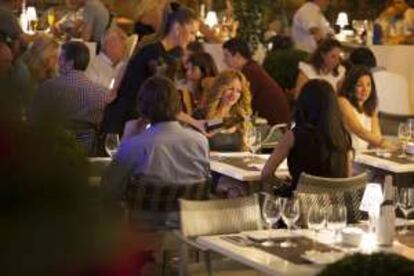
[
  {"xmin": 326, "ymin": 204, "xmax": 347, "ymax": 243},
  {"xmin": 245, "ymin": 126, "xmax": 261, "ymax": 161},
  {"xmin": 261, "ymin": 194, "xmax": 282, "ymax": 247},
  {"xmin": 280, "ymin": 197, "xmax": 300, "ymax": 248},
  {"xmin": 105, "ymin": 133, "xmax": 120, "ymax": 157},
  {"xmin": 307, "ymin": 205, "xmax": 326, "ymax": 237},
  {"xmin": 398, "ymin": 122, "xmax": 411, "ymax": 158}
]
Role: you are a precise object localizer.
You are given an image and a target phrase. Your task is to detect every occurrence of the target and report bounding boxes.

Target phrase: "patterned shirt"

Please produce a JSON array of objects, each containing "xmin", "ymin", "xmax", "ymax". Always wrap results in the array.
[{"xmin": 33, "ymin": 70, "xmax": 107, "ymax": 129}]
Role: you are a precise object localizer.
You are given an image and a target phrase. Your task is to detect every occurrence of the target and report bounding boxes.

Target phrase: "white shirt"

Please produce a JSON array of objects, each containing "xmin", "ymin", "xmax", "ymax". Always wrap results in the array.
[
  {"xmin": 299, "ymin": 62, "xmax": 345, "ymax": 92},
  {"xmin": 291, "ymin": 2, "xmax": 333, "ymax": 53},
  {"xmin": 85, "ymin": 53, "xmax": 126, "ymax": 90},
  {"xmin": 350, "ymin": 106, "xmax": 372, "ymax": 151}
]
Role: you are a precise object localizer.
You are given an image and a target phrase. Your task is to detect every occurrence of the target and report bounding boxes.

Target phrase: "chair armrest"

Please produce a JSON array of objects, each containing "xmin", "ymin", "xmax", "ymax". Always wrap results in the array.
[{"xmin": 172, "ymin": 230, "xmax": 209, "ymax": 251}]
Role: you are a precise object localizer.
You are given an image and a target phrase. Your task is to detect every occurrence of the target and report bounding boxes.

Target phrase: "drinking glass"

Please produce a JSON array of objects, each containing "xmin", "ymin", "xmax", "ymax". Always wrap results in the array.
[
  {"xmin": 280, "ymin": 197, "xmax": 300, "ymax": 248},
  {"xmin": 261, "ymin": 194, "xmax": 282, "ymax": 247},
  {"xmin": 398, "ymin": 122, "xmax": 411, "ymax": 157},
  {"xmin": 307, "ymin": 205, "xmax": 326, "ymax": 237},
  {"xmin": 105, "ymin": 133, "xmax": 120, "ymax": 157},
  {"xmin": 326, "ymin": 204, "xmax": 347, "ymax": 243},
  {"xmin": 397, "ymin": 187, "xmax": 414, "ymax": 234},
  {"xmin": 244, "ymin": 127, "xmax": 261, "ymax": 162}
]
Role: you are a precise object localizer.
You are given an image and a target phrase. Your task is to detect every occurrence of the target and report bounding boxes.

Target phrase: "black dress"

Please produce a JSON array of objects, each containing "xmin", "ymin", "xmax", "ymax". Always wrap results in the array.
[{"xmin": 286, "ymin": 126, "xmax": 343, "ymax": 196}]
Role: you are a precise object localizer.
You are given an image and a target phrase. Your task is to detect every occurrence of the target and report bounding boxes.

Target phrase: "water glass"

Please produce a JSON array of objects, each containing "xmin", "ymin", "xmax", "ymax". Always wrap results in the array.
[
  {"xmin": 397, "ymin": 187, "xmax": 414, "ymax": 234},
  {"xmin": 246, "ymin": 127, "xmax": 262, "ymax": 154},
  {"xmin": 326, "ymin": 204, "xmax": 347, "ymax": 243},
  {"xmin": 280, "ymin": 197, "xmax": 300, "ymax": 248},
  {"xmin": 307, "ymin": 205, "xmax": 326, "ymax": 237},
  {"xmin": 398, "ymin": 122, "xmax": 411, "ymax": 157},
  {"xmin": 261, "ymin": 194, "xmax": 282, "ymax": 247},
  {"xmin": 105, "ymin": 133, "xmax": 120, "ymax": 157}
]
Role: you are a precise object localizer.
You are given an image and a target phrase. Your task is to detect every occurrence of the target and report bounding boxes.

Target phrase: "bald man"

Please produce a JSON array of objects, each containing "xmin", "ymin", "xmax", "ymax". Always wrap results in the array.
[{"xmin": 85, "ymin": 27, "xmax": 128, "ymax": 89}]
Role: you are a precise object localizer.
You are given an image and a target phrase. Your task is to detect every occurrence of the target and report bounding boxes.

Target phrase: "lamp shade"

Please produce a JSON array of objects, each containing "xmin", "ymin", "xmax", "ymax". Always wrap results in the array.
[
  {"xmin": 336, "ymin": 12, "xmax": 349, "ymax": 28},
  {"xmin": 360, "ymin": 183, "xmax": 383, "ymax": 216},
  {"xmin": 205, "ymin": 11, "xmax": 218, "ymax": 28},
  {"xmin": 26, "ymin": 6, "xmax": 37, "ymax": 21}
]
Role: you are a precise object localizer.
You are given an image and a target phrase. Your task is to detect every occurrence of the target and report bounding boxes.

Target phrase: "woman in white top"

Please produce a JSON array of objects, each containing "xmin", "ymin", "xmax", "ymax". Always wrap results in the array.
[
  {"xmin": 295, "ymin": 39, "xmax": 345, "ymax": 98},
  {"xmin": 338, "ymin": 65, "xmax": 397, "ymax": 151}
]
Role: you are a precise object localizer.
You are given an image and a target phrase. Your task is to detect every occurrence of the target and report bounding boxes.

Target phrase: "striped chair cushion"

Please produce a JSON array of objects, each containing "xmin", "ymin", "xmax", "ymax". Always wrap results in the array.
[{"xmin": 126, "ymin": 176, "xmax": 210, "ymax": 212}]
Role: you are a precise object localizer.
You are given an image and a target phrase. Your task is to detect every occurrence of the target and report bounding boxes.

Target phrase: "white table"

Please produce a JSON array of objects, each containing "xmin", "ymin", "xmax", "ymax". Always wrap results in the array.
[
  {"xmin": 354, "ymin": 152, "xmax": 414, "ymax": 174},
  {"xmin": 197, "ymin": 229, "xmax": 414, "ymax": 276},
  {"xmin": 209, "ymin": 152, "xmax": 289, "ymax": 182}
]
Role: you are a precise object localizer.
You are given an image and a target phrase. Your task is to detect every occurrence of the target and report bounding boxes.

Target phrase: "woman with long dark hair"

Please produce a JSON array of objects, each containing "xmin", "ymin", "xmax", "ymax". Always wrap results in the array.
[
  {"xmin": 338, "ymin": 65, "xmax": 397, "ymax": 151},
  {"xmin": 262, "ymin": 79, "xmax": 352, "ymax": 196},
  {"xmin": 295, "ymin": 39, "xmax": 345, "ymax": 98}
]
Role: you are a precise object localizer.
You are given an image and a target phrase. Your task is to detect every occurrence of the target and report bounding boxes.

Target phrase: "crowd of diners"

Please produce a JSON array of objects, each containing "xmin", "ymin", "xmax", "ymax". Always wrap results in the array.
[{"xmin": 0, "ymin": 0, "xmax": 402, "ymax": 200}]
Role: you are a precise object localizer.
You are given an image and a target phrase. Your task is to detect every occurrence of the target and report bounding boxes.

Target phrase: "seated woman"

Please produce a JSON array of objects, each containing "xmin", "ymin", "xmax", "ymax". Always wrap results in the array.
[
  {"xmin": 201, "ymin": 69, "xmax": 252, "ymax": 152},
  {"xmin": 338, "ymin": 65, "xmax": 397, "ymax": 151},
  {"xmin": 295, "ymin": 39, "xmax": 345, "ymax": 98},
  {"xmin": 262, "ymin": 79, "xmax": 352, "ymax": 197},
  {"xmin": 182, "ymin": 52, "xmax": 218, "ymax": 115}
]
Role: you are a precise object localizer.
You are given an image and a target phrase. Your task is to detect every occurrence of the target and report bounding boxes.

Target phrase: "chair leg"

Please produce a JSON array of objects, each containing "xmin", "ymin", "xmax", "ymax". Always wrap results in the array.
[
  {"xmin": 203, "ymin": 251, "xmax": 213, "ymax": 276},
  {"xmin": 179, "ymin": 242, "xmax": 189, "ymax": 276}
]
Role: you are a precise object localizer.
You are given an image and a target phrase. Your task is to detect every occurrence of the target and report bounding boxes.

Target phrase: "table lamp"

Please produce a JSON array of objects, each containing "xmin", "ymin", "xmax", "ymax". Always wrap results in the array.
[
  {"xmin": 360, "ymin": 182, "xmax": 383, "ymax": 232},
  {"xmin": 336, "ymin": 12, "xmax": 349, "ymax": 41},
  {"xmin": 205, "ymin": 11, "xmax": 218, "ymax": 28},
  {"xmin": 26, "ymin": 6, "xmax": 38, "ymax": 34}
]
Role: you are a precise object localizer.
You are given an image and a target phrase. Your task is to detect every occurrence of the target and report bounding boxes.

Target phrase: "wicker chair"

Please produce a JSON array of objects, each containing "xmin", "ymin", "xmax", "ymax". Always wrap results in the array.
[
  {"xmin": 176, "ymin": 195, "xmax": 263, "ymax": 276},
  {"xmin": 295, "ymin": 172, "xmax": 368, "ymax": 226}
]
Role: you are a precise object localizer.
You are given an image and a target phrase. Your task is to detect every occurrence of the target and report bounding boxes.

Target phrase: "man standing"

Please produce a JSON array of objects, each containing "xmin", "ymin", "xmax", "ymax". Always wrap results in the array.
[
  {"xmin": 222, "ymin": 38, "xmax": 290, "ymax": 126},
  {"xmin": 102, "ymin": 6, "xmax": 198, "ymax": 134},
  {"xmin": 292, "ymin": 0, "xmax": 333, "ymax": 53}
]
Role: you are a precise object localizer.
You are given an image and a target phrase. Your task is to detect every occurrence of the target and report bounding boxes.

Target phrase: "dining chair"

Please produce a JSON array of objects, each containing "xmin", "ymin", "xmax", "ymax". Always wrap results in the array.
[
  {"xmin": 295, "ymin": 172, "xmax": 368, "ymax": 225},
  {"xmin": 176, "ymin": 195, "xmax": 263, "ymax": 276},
  {"xmin": 260, "ymin": 123, "xmax": 288, "ymax": 149},
  {"xmin": 126, "ymin": 176, "xmax": 211, "ymax": 275},
  {"xmin": 378, "ymin": 111, "xmax": 414, "ymax": 137}
]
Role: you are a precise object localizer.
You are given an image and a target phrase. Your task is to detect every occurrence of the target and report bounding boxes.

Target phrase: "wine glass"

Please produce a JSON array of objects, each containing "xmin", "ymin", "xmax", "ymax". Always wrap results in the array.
[
  {"xmin": 280, "ymin": 197, "xmax": 300, "ymax": 248},
  {"xmin": 105, "ymin": 133, "xmax": 120, "ymax": 157},
  {"xmin": 307, "ymin": 205, "xmax": 326, "ymax": 238},
  {"xmin": 261, "ymin": 194, "xmax": 282, "ymax": 247},
  {"xmin": 397, "ymin": 187, "xmax": 414, "ymax": 234},
  {"xmin": 326, "ymin": 204, "xmax": 347, "ymax": 243},
  {"xmin": 245, "ymin": 127, "xmax": 262, "ymax": 161},
  {"xmin": 398, "ymin": 122, "xmax": 411, "ymax": 158}
]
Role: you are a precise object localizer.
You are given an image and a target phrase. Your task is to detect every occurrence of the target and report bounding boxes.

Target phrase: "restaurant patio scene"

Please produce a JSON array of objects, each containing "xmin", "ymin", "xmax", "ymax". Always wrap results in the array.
[{"xmin": 2, "ymin": 0, "xmax": 414, "ymax": 275}]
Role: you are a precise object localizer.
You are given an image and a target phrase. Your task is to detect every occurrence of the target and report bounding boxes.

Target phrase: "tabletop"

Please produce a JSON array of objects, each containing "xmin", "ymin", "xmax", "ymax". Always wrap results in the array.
[
  {"xmin": 197, "ymin": 228, "xmax": 414, "ymax": 276},
  {"xmin": 209, "ymin": 152, "xmax": 289, "ymax": 182},
  {"xmin": 354, "ymin": 151, "xmax": 414, "ymax": 173}
]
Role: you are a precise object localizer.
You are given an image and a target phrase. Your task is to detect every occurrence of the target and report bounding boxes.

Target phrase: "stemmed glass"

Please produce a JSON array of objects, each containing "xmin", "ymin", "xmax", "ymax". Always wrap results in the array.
[
  {"xmin": 280, "ymin": 197, "xmax": 300, "ymax": 248},
  {"xmin": 397, "ymin": 187, "xmax": 414, "ymax": 234},
  {"xmin": 326, "ymin": 204, "xmax": 347, "ymax": 243},
  {"xmin": 261, "ymin": 194, "xmax": 282, "ymax": 247},
  {"xmin": 307, "ymin": 205, "xmax": 326, "ymax": 238},
  {"xmin": 398, "ymin": 122, "xmax": 411, "ymax": 158},
  {"xmin": 245, "ymin": 126, "xmax": 261, "ymax": 162},
  {"xmin": 105, "ymin": 133, "xmax": 120, "ymax": 157}
]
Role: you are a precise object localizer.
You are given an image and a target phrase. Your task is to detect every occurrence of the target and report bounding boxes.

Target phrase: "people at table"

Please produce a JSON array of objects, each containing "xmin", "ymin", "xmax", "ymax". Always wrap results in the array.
[
  {"xmin": 295, "ymin": 38, "xmax": 345, "ymax": 98},
  {"xmin": 222, "ymin": 38, "xmax": 291, "ymax": 126},
  {"xmin": 181, "ymin": 52, "xmax": 218, "ymax": 115},
  {"xmin": 262, "ymin": 79, "xmax": 352, "ymax": 197},
  {"xmin": 85, "ymin": 27, "xmax": 128, "ymax": 90},
  {"xmin": 338, "ymin": 65, "xmax": 398, "ymax": 151},
  {"xmin": 291, "ymin": 0, "xmax": 334, "ymax": 53},
  {"xmin": 102, "ymin": 76, "xmax": 210, "ymax": 201},
  {"xmin": 348, "ymin": 47, "xmax": 411, "ymax": 114},
  {"xmin": 31, "ymin": 41, "xmax": 107, "ymax": 155},
  {"xmin": 102, "ymin": 6, "xmax": 198, "ymax": 134}
]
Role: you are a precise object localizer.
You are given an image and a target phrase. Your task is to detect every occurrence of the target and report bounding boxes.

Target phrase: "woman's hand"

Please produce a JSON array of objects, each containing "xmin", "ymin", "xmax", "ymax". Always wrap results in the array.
[{"xmin": 380, "ymin": 138, "xmax": 401, "ymax": 152}]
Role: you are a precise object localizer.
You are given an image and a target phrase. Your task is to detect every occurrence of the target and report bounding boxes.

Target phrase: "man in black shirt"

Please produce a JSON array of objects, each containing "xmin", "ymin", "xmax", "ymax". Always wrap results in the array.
[{"xmin": 102, "ymin": 6, "xmax": 198, "ymax": 134}]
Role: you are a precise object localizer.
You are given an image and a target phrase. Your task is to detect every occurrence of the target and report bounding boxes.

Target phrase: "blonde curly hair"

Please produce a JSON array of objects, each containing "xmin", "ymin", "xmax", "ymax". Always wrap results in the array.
[{"xmin": 206, "ymin": 69, "xmax": 252, "ymax": 139}]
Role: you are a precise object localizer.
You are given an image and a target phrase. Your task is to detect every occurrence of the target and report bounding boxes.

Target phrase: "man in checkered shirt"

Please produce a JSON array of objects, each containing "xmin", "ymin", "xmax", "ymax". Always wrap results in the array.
[{"xmin": 32, "ymin": 41, "xmax": 107, "ymax": 155}]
